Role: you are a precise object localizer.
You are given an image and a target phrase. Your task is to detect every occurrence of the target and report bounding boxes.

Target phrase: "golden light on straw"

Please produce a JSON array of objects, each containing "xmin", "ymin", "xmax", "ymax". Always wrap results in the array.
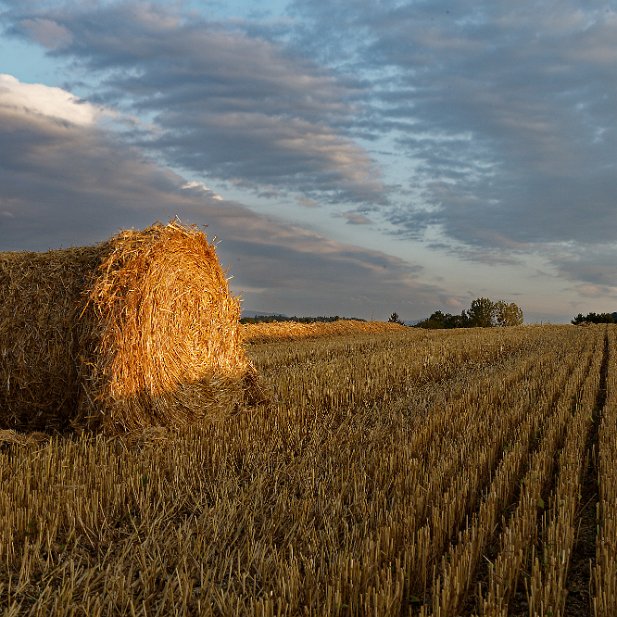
[{"xmin": 0, "ymin": 221, "xmax": 256, "ymax": 433}]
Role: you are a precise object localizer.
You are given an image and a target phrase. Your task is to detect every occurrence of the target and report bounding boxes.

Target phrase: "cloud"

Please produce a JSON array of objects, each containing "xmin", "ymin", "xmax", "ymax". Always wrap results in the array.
[
  {"xmin": 570, "ymin": 283, "xmax": 617, "ymax": 301},
  {"xmin": 4, "ymin": 1, "xmax": 384, "ymax": 203},
  {"xmin": 0, "ymin": 99, "xmax": 197, "ymax": 248},
  {"xmin": 0, "ymin": 72, "xmax": 100, "ymax": 125},
  {"xmin": 4, "ymin": 2, "xmax": 614, "ymax": 318},
  {"xmin": 209, "ymin": 212, "xmax": 444, "ymax": 317},
  {"xmin": 296, "ymin": 196, "xmax": 320, "ymax": 209},
  {"xmin": 180, "ymin": 180, "xmax": 223, "ymax": 201},
  {"xmin": 290, "ymin": 0, "xmax": 617, "ymax": 251},
  {"xmin": 340, "ymin": 210, "xmax": 372, "ymax": 225},
  {"xmin": 18, "ymin": 16, "xmax": 72, "ymax": 48},
  {"xmin": 550, "ymin": 245, "xmax": 617, "ymax": 289},
  {"xmin": 0, "ymin": 74, "xmax": 443, "ymax": 319}
]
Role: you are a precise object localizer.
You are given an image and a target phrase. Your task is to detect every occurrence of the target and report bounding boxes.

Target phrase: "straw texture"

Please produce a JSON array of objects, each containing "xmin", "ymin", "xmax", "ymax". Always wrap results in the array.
[
  {"xmin": 0, "ymin": 221, "xmax": 252, "ymax": 433},
  {"xmin": 242, "ymin": 320, "xmax": 407, "ymax": 344}
]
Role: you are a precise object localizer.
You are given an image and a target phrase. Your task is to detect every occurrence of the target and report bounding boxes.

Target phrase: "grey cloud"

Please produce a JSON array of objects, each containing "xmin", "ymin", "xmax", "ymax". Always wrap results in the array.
[
  {"xmin": 296, "ymin": 196, "xmax": 319, "ymax": 209},
  {"xmin": 0, "ymin": 87, "xmax": 443, "ymax": 320},
  {"xmin": 550, "ymin": 245, "xmax": 617, "ymax": 289},
  {"xmin": 6, "ymin": 1, "xmax": 615, "ymax": 315},
  {"xmin": 340, "ymin": 210, "xmax": 372, "ymax": 225},
  {"xmin": 0, "ymin": 108, "xmax": 193, "ymax": 248},
  {"xmin": 18, "ymin": 16, "xmax": 72, "ymax": 48},
  {"xmin": 3, "ymin": 1, "xmax": 383, "ymax": 203},
  {"xmin": 292, "ymin": 0, "xmax": 617, "ymax": 251}
]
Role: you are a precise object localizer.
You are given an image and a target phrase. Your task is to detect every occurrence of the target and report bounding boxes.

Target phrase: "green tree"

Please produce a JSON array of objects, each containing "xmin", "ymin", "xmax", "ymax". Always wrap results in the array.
[
  {"xmin": 572, "ymin": 312, "xmax": 615, "ymax": 325},
  {"xmin": 388, "ymin": 312, "xmax": 403, "ymax": 324},
  {"xmin": 448, "ymin": 311, "xmax": 471, "ymax": 328},
  {"xmin": 572, "ymin": 313, "xmax": 585, "ymax": 324},
  {"xmin": 494, "ymin": 301, "xmax": 524, "ymax": 326},
  {"xmin": 419, "ymin": 310, "xmax": 447, "ymax": 329},
  {"xmin": 467, "ymin": 297, "xmax": 495, "ymax": 327}
]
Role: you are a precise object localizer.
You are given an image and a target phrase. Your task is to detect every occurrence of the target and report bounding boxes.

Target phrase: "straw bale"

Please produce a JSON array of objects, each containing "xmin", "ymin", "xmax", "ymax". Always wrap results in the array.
[{"xmin": 0, "ymin": 221, "xmax": 254, "ymax": 433}]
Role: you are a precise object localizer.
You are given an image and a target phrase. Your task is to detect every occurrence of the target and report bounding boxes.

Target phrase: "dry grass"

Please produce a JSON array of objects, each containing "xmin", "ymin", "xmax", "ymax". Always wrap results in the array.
[
  {"xmin": 242, "ymin": 319, "xmax": 406, "ymax": 343},
  {"xmin": 0, "ymin": 221, "xmax": 252, "ymax": 434},
  {"xmin": 0, "ymin": 324, "xmax": 614, "ymax": 615},
  {"xmin": 593, "ymin": 326, "xmax": 617, "ymax": 617}
]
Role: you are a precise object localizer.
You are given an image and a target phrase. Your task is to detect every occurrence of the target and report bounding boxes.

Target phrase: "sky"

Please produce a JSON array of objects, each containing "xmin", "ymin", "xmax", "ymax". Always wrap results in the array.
[{"xmin": 1, "ymin": 0, "xmax": 616, "ymax": 322}]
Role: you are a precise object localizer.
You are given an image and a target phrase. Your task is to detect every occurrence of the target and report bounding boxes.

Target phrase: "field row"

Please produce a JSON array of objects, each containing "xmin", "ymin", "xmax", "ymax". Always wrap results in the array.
[{"xmin": 0, "ymin": 325, "xmax": 614, "ymax": 615}]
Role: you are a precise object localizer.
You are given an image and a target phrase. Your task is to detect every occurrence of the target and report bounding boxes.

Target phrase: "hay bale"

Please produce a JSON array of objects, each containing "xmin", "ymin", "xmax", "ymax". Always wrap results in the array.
[{"xmin": 0, "ymin": 221, "xmax": 253, "ymax": 433}]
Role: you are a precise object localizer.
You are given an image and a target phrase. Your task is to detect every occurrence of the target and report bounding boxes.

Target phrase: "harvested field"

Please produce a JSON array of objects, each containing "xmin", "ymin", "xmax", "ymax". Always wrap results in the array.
[
  {"xmin": 241, "ymin": 319, "xmax": 406, "ymax": 343},
  {"xmin": 1, "ymin": 324, "xmax": 615, "ymax": 615}
]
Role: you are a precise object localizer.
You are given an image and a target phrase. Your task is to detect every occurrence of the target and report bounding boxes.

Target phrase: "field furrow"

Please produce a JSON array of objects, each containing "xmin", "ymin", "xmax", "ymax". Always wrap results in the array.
[
  {"xmin": 593, "ymin": 326, "xmax": 617, "ymax": 617},
  {"xmin": 420, "ymin": 329, "xmax": 600, "ymax": 617},
  {"xmin": 528, "ymin": 330, "xmax": 606, "ymax": 617}
]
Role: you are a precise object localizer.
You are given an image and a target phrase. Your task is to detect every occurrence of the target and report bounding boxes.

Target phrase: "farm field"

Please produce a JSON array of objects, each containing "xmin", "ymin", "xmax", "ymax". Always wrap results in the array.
[{"xmin": 1, "ymin": 324, "xmax": 615, "ymax": 616}]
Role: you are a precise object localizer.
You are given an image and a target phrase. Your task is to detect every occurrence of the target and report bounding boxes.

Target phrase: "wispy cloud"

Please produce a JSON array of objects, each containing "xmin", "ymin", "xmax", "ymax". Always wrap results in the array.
[
  {"xmin": 551, "ymin": 244, "xmax": 617, "ymax": 295},
  {"xmin": 4, "ymin": 1, "xmax": 384, "ymax": 203},
  {"xmin": 0, "ymin": 74, "xmax": 444, "ymax": 319},
  {"xmin": 291, "ymin": 0, "xmax": 617, "ymax": 251},
  {"xmin": 0, "ymin": 72, "xmax": 100, "ymax": 125},
  {"xmin": 339, "ymin": 210, "xmax": 372, "ymax": 225},
  {"xmin": 2, "ymin": 1, "xmax": 616, "ymax": 319}
]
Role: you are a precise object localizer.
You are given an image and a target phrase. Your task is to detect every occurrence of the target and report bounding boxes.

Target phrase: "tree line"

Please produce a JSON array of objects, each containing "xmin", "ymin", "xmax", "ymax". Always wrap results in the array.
[
  {"xmin": 571, "ymin": 311, "xmax": 617, "ymax": 325},
  {"xmin": 413, "ymin": 297, "xmax": 524, "ymax": 329}
]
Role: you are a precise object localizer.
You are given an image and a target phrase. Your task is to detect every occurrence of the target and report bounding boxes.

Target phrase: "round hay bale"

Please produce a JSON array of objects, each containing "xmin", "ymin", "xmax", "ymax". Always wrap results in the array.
[{"xmin": 0, "ymin": 221, "xmax": 253, "ymax": 433}]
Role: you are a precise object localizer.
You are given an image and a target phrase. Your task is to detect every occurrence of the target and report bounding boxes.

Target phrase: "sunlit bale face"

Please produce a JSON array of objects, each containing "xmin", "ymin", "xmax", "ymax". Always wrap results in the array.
[{"xmin": 0, "ymin": 221, "xmax": 254, "ymax": 433}]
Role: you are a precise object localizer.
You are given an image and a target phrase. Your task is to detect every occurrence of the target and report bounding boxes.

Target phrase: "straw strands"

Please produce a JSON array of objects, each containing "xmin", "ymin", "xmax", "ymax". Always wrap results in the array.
[
  {"xmin": 0, "ymin": 221, "xmax": 253, "ymax": 433},
  {"xmin": 242, "ymin": 319, "xmax": 406, "ymax": 343}
]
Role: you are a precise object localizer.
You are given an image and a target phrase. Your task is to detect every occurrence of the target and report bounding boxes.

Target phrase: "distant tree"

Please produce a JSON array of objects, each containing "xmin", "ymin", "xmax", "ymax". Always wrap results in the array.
[
  {"xmin": 416, "ymin": 298, "xmax": 523, "ymax": 329},
  {"xmin": 416, "ymin": 310, "xmax": 446, "ymax": 329},
  {"xmin": 467, "ymin": 297, "xmax": 496, "ymax": 328},
  {"xmin": 572, "ymin": 312, "xmax": 615, "ymax": 325},
  {"xmin": 494, "ymin": 301, "xmax": 524, "ymax": 327},
  {"xmin": 447, "ymin": 311, "xmax": 471, "ymax": 328},
  {"xmin": 388, "ymin": 312, "xmax": 403, "ymax": 324},
  {"xmin": 416, "ymin": 310, "xmax": 470, "ymax": 329}
]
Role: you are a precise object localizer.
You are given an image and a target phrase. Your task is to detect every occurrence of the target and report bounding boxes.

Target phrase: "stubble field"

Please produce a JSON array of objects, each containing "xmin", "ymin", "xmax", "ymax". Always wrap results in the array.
[{"xmin": 1, "ymin": 323, "xmax": 615, "ymax": 616}]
